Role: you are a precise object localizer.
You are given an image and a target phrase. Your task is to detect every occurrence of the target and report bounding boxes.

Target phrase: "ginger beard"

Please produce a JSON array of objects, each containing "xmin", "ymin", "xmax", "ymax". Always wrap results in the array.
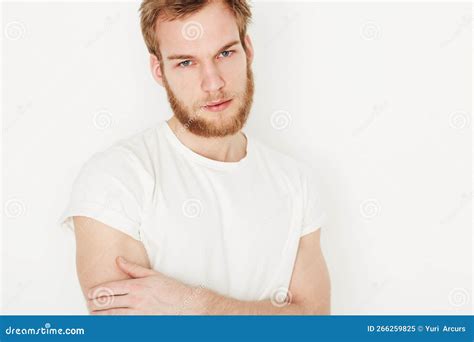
[{"xmin": 161, "ymin": 58, "xmax": 254, "ymax": 138}]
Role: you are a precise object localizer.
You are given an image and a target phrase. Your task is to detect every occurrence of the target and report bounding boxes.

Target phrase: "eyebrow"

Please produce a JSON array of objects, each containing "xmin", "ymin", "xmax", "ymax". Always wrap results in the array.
[{"xmin": 166, "ymin": 40, "xmax": 240, "ymax": 61}]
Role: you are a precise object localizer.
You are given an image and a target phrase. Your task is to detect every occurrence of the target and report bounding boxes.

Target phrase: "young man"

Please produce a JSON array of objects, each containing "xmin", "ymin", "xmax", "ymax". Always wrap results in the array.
[{"xmin": 59, "ymin": 0, "xmax": 330, "ymax": 315}]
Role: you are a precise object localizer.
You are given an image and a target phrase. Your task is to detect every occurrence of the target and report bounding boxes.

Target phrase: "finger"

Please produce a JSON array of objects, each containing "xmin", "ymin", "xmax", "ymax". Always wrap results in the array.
[
  {"xmin": 88, "ymin": 281, "xmax": 133, "ymax": 300},
  {"xmin": 87, "ymin": 293, "xmax": 133, "ymax": 312},
  {"xmin": 116, "ymin": 256, "xmax": 155, "ymax": 278},
  {"xmin": 91, "ymin": 307, "xmax": 138, "ymax": 315}
]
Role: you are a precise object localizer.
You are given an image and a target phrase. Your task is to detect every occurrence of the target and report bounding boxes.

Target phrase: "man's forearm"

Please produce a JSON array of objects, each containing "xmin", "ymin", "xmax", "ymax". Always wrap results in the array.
[{"xmin": 202, "ymin": 289, "xmax": 328, "ymax": 315}]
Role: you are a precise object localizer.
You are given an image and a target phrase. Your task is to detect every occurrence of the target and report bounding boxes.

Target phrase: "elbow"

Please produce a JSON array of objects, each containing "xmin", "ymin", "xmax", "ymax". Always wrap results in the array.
[
  {"xmin": 304, "ymin": 305, "xmax": 330, "ymax": 315},
  {"xmin": 299, "ymin": 298, "xmax": 331, "ymax": 315}
]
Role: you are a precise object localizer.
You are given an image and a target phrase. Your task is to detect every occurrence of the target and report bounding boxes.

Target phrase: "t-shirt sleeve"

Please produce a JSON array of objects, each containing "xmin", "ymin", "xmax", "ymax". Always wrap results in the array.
[
  {"xmin": 58, "ymin": 146, "xmax": 152, "ymax": 241},
  {"xmin": 300, "ymin": 164, "xmax": 328, "ymax": 236}
]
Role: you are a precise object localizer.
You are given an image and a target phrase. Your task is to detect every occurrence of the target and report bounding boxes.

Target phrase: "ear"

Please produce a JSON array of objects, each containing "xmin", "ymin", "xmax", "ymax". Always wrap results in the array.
[
  {"xmin": 149, "ymin": 53, "xmax": 164, "ymax": 87},
  {"xmin": 243, "ymin": 34, "xmax": 254, "ymax": 65}
]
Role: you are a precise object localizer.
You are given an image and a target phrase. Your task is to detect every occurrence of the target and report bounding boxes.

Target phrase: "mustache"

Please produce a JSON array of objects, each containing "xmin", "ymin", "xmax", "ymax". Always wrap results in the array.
[{"xmin": 199, "ymin": 91, "xmax": 240, "ymax": 107}]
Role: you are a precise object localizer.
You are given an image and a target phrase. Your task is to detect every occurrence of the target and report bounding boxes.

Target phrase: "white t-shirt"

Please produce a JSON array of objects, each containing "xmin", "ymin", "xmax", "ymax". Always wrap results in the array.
[{"xmin": 59, "ymin": 121, "xmax": 327, "ymax": 301}]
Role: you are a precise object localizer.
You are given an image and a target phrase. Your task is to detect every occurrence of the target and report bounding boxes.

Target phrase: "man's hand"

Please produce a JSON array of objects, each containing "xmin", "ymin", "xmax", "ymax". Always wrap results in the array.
[
  {"xmin": 88, "ymin": 256, "xmax": 208, "ymax": 315},
  {"xmin": 85, "ymin": 228, "xmax": 330, "ymax": 315}
]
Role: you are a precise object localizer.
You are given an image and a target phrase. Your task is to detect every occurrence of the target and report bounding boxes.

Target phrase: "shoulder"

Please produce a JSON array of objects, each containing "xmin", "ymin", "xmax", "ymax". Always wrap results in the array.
[
  {"xmin": 83, "ymin": 124, "xmax": 160, "ymax": 178},
  {"xmin": 249, "ymin": 136, "xmax": 313, "ymax": 181}
]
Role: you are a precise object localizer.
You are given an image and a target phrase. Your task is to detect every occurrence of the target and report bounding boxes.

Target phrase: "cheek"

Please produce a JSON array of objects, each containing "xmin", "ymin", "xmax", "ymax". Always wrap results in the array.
[
  {"xmin": 221, "ymin": 58, "xmax": 248, "ymax": 90},
  {"xmin": 168, "ymin": 72, "xmax": 192, "ymax": 93},
  {"xmin": 167, "ymin": 72, "xmax": 198, "ymax": 103}
]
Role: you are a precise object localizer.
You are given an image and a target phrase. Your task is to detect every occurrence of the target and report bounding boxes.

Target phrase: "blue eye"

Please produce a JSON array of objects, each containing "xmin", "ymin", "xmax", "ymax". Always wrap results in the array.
[
  {"xmin": 178, "ymin": 60, "xmax": 193, "ymax": 68},
  {"xmin": 219, "ymin": 50, "xmax": 234, "ymax": 58}
]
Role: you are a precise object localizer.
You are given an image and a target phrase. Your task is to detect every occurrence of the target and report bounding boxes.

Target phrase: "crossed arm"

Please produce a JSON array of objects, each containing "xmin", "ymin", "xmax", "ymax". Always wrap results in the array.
[{"xmin": 73, "ymin": 216, "xmax": 331, "ymax": 315}]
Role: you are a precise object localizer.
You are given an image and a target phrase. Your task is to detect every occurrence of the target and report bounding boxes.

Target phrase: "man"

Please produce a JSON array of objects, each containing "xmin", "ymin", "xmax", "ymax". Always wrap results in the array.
[{"xmin": 59, "ymin": 0, "xmax": 330, "ymax": 315}]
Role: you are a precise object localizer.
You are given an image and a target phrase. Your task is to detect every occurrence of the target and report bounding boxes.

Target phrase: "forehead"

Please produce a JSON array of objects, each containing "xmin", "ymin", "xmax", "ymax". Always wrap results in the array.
[{"xmin": 156, "ymin": 1, "xmax": 241, "ymax": 58}]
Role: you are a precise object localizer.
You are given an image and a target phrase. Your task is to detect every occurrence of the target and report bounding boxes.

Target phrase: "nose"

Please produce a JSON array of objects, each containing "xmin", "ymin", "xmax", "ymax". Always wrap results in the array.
[{"xmin": 200, "ymin": 61, "xmax": 225, "ymax": 94}]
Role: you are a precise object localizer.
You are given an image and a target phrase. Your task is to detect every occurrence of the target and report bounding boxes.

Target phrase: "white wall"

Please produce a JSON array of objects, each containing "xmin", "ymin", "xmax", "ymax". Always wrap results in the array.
[{"xmin": 2, "ymin": 1, "xmax": 472, "ymax": 315}]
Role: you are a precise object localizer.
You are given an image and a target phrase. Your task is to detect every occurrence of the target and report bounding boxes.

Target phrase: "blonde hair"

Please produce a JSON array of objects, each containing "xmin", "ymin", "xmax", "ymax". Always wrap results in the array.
[{"xmin": 139, "ymin": 0, "xmax": 252, "ymax": 60}]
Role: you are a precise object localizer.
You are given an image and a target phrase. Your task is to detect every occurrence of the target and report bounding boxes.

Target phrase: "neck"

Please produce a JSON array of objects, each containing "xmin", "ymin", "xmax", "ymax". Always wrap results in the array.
[{"xmin": 167, "ymin": 116, "xmax": 247, "ymax": 163}]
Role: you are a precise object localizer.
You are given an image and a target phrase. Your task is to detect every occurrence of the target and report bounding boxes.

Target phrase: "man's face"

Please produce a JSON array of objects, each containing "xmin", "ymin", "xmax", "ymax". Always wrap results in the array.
[{"xmin": 154, "ymin": 1, "xmax": 254, "ymax": 137}]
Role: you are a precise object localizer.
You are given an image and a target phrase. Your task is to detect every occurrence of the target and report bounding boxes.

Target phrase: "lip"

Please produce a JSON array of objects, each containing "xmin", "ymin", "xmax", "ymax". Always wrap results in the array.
[{"xmin": 202, "ymin": 99, "xmax": 233, "ymax": 112}]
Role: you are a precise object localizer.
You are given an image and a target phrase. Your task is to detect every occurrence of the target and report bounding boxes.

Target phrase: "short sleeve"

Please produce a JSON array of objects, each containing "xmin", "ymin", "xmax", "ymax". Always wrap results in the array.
[
  {"xmin": 58, "ymin": 146, "xmax": 152, "ymax": 241},
  {"xmin": 300, "ymin": 164, "xmax": 328, "ymax": 236}
]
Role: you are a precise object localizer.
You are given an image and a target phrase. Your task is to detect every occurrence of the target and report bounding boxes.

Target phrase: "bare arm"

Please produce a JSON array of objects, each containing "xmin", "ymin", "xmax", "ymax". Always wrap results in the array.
[
  {"xmin": 73, "ymin": 216, "xmax": 150, "ymax": 308},
  {"xmin": 84, "ymin": 224, "xmax": 330, "ymax": 315},
  {"xmin": 204, "ymin": 228, "xmax": 331, "ymax": 315}
]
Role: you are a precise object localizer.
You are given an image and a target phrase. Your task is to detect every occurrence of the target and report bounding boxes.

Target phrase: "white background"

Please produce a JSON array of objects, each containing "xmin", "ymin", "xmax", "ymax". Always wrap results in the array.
[{"xmin": 2, "ymin": 1, "xmax": 472, "ymax": 314}]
